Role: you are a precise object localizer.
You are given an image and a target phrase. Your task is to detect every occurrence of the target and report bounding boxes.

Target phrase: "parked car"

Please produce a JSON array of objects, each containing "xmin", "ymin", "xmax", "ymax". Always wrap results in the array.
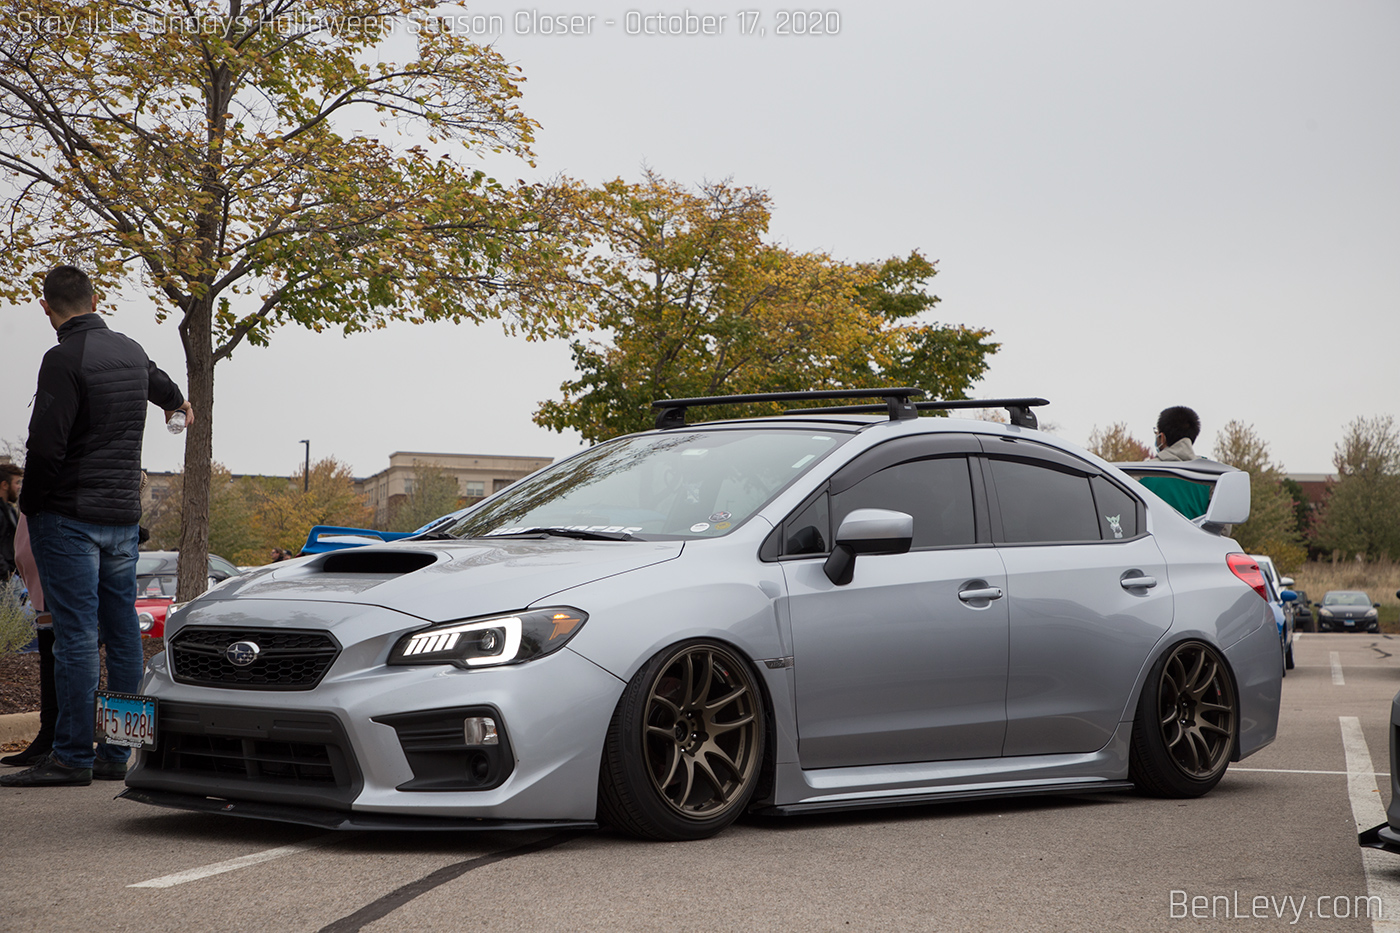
[
  {"xmin": 135, "ymin": 551, "xmax": 241, "ymax": 638},
  {"xmin": 1356, "ymin": 592, "xmax": 1400, "ymax": 857},
  {"xmin": 1316, "ymin": 590, "xmax": 1380, "ymax": 633},
  {"xmin": 118, "ymin": 390, "xmax": 1280, "ymax": 841},
  {"xmin": 1291, "ymin": 588, "xmax": 1314, "ymax": 633},
  {"xmin": 1251, "ymin": 555, "xmax": 1297, "ymax": 671}
]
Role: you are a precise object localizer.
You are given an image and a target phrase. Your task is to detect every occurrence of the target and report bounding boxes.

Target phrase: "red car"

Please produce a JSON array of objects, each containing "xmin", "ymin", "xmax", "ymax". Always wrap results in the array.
[{"xmin": 135, "ymin": 550, "xmax": 241, "ymax": 638}]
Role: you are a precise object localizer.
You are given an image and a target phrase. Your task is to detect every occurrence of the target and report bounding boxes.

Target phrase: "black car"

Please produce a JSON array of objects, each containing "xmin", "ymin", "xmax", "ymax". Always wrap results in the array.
[
  {"xmin": 1316, "ymin": 590, "xmax": 1379, "ymax": 633},
  {"xmin": 1291, "ymin": 588, "xmax": 1314, "ymax": 632}
]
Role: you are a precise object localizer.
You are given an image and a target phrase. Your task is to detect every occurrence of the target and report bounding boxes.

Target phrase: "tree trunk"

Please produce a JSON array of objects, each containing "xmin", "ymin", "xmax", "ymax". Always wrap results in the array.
[{"xmin": 176, "ymin": 296, "xmax": 215, "ymax": 602}]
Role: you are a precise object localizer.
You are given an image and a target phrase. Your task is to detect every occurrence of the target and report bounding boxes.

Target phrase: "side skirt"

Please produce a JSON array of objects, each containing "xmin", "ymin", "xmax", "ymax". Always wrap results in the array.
[
  {"xmin": 754, "ymin": 779, "xmax": 1135, "ymax": 816},
  {"xmin": 768, "ymin": 720, "xmax": 1135, "ymax": 812}
]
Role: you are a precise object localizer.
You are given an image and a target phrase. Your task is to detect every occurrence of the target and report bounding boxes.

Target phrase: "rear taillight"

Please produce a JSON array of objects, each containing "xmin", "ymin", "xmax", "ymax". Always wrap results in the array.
[{"xmin": 1227, "ymin": 553, "xmax": 1268, "ymax": 601}]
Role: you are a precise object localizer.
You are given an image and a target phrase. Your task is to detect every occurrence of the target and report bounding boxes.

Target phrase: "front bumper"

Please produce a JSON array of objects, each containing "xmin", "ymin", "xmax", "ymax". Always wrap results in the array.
[
  {"xmin": 129, "ymin": 603, "xmax": 625, "ymax": 824},
  {"xmin": 1318, "ymin": 616, "xmax": 1377, "ymax": 632},
  {"xmin": 118, "ymin": 787, "xmax": 597, "ymax": 832}
]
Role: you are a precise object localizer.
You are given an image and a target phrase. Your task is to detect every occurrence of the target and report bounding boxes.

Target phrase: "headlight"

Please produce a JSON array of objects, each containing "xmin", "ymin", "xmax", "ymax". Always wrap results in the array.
[
  {"xmin": 388, "ymin": 607, "xmax": 587, "ymax": 669},
  {"xmin": 137, "ymin": 611, "xmax": 155, "ymax": 633},
  {"xmin": 1366, "ymin": 608, "xmax": 1379, "ymax": 619},
  {"xmin": 1319, "ymin": 608, "xmax": 1333, "ymax": 617}
]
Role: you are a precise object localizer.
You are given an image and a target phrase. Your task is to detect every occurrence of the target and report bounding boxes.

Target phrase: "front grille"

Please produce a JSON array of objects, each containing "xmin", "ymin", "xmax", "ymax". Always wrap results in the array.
[
  {"xmin": 170, "ymin": 627, "xmax": 340, "ymax": 690},
  {"xmin": 160, "ymin": 734, "xmax": 338, "ymax": 784},
  {"xmin": 128, "ymin": 702, "xmax": 362, "ymax": 811}
]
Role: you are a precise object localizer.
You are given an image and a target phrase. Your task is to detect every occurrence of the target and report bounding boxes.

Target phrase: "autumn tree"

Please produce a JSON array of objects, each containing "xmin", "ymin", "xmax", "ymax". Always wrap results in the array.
[
  {"xmin": 1314, "ymin": 415, "xmax": 1400, "ymax": 561},
  {"xmin": 1212, "ymin": 421, "xmax": 1305, "ymax": 571},
  {"xmin": 1087, "ymin": 422, "xmax": 1151, "ymax": 462},
  {"xmin": 251, "ymin": 457, "xmax": 372, "ymax": 556},
  {"xmin": 534, "ymin": 174, "xmax": 998, "ymax": 442},
  {"xmin": 387, "ymin": 462, "xmax": 462, "ymax": 532},
  {"xmin": 0, "ymin": 0, "xmax": 572, "ymax": 597}
]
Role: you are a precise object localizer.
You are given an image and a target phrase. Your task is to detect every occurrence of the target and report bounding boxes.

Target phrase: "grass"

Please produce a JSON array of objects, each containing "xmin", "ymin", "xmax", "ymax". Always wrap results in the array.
[{"xmin": 1291, "ymin": 558, "xmax": 1400, "ymax": 633}]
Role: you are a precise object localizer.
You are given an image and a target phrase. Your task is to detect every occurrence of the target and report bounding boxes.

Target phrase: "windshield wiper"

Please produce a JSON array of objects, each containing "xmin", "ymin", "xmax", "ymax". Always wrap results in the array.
[
  {"xmin": 411, "ymin": 531, "xmax": 457, "ymax": 540},
  {"xmin": 490, "ymin": 527, "xmax": 636, "ymax": 541}
]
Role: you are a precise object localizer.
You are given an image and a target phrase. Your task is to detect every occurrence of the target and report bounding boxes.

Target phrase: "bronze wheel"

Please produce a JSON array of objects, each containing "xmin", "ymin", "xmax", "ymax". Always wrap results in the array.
[
  {"xmin": 1130, "ymin": 640, "xmax": 1237, "ymax": 797},
  {"xmin": 599, "ymin": 640, "xmax": 765, "ymax": 840}
]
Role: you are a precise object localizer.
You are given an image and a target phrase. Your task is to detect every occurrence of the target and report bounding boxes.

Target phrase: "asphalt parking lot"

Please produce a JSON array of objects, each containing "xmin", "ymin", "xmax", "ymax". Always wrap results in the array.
[{"xmin": 3, "ymin": 633, "xmax": 1400, "ymax": 933}]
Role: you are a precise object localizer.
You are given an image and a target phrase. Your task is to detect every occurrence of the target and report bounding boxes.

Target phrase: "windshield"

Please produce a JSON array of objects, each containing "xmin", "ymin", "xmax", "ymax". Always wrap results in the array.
[
  {"xmin": 137, "ymin": 574, "xmax": 178, "ymax": 598},
  {"xmin": 443, "ymin": 428, "xmax": 848, "ymax": 539},
  {"xmin": 1324, "ymin": 591, "xmax": 1371, "ymax": 606}
]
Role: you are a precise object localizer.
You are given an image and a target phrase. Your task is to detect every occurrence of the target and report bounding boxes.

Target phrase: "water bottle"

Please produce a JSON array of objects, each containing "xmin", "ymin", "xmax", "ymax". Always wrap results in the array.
[{"xmin": 167, "ymin": 410, "xmax": 187, "ymax": 434}]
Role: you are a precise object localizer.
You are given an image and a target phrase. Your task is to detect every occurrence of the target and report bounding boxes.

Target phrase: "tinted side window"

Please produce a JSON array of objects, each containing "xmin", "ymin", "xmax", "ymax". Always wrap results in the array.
[
  {"xmin": 785, "ymin": 493, "xmax": 830, "ymax": 556},
  {"xmin": 1090, "ymin": 476, "xmax": 1140, "ymax": 540},
  {"xmin": 833, "ymin": 457, "xmax": 976, "ymax": 549},
  {"xmin": 989, "ymin": 458, "xmax": 1100, "ymax": 544}
]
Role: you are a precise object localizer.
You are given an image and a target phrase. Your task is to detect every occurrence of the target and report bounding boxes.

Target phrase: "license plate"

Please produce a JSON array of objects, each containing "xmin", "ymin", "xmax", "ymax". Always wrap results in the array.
[
  {"xmin": 1344, "ymin": 619, "xmax": 1355, "ymax": 626},
  {"xmin": 95, "ymin": 691, "xmax": 158, "ymax": 749}
]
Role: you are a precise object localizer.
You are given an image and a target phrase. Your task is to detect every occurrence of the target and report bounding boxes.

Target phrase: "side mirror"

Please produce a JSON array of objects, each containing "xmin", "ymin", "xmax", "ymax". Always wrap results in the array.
[
  {"xmin": 1280, "ymin": 590, "xmax": 1298, "ymax": 603},
  {"xmin": 1280, "ymin": 576, "xmax": 1295, "ymax": 588},
  {"xmin": 823, "ymin": 509, "xmax": 913, "ymax": 586},
  {"xmin": 1200, "ymin": 470, "xmax": 1250, "ymax": 532}
]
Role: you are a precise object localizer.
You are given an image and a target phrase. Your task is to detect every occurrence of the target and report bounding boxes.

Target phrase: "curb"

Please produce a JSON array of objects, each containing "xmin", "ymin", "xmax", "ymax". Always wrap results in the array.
[{"xmin": 0, "ymin": 711, "xmax": 40, "ymax": 745}]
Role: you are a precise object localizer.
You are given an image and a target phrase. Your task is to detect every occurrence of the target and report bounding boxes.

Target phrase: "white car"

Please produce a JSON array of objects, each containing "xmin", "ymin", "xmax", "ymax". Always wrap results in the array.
[{"xmin": 115, "ymin": 390, "xmax": 1282, "ymax": 841}]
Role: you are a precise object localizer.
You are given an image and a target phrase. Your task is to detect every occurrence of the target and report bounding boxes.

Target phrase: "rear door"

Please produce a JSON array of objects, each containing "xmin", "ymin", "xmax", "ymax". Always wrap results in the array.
[
  {"xmin": 781, "ymin": 434, "xmax": 1011, "ymax": 769},
  {"xmin": 981, "ymin": 438, "xmax": 1174, "ymax": 756}
]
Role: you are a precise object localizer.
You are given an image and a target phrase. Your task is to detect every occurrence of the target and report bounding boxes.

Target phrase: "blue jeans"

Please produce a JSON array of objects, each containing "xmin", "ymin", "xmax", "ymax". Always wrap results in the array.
[{"xmin": 26, "ymin": 512, "xmax": 143, "ymax": 769}]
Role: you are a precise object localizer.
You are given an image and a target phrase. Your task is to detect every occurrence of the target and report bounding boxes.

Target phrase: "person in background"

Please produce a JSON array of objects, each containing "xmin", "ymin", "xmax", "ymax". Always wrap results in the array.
[
  {"xmin": 2, "ymin": 266, "xmax": 192, "ymax": 788},
  {"xmin": 1138, "ymin": 405, "xmax": 1213, "ymax": 520},
  {"xmin": 1, "ymin": 511, "xmax": 55, "ymax": 767},
  {"xmin": 0, "ymin": 463, "xmax": 20, "ymax": 579}
]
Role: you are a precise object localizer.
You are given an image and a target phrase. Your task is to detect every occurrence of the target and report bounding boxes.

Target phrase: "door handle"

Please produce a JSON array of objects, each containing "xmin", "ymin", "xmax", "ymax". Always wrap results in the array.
[
  {"xmin": 958, "ymin": 586, "xmax": 1004, "ymax": 602},
  {"xmin": 1120, "ymin": 574, "xmax": 1157, "ymax": 590}
]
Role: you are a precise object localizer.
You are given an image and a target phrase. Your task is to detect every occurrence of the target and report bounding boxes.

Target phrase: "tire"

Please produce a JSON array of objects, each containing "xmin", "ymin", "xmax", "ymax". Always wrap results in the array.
[
  {"xmin": 1285, "ymin": 644, "xmax": 1295, "ymax": 670},
  {"xmin": 1129, "ymin": 640, "xmax": 1238, "ymax": 798},
  {"xmin": 598, "ymin": 640, "xmax": 765, "ymax": 841}
]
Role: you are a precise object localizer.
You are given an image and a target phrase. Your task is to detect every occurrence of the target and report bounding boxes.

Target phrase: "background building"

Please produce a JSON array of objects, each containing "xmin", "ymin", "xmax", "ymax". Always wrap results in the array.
[{"xmin": 361, "ymin": 451, "xmax": 553, "ymax": 528}]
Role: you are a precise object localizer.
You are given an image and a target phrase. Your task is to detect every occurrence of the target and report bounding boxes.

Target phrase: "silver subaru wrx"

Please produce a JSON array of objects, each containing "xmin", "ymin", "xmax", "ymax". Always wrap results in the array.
[{"xmin": 122, "ymin": 390, "xmax": 1281, "ymax": 841}]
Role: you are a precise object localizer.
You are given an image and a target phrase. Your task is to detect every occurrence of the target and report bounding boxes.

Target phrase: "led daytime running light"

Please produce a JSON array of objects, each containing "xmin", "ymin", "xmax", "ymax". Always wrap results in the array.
[{"xmin": 398, "ymin": 616, "xmax": 522, "ymax": 666}]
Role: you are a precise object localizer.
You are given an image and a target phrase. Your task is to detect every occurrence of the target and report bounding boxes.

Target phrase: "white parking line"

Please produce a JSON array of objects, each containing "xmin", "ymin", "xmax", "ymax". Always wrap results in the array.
[
  {"xmin": 1339, "ymin": 717, "xmax": 1400, "ymax": 933},
  {"xmin": 1333, "ymin": 651, "xmax": 1347, "ymax": 685},
  {"xmin": 129, "ymin": 833, "xmax": 350, "ymax": 888},
  {"xmin": 1233, "ymin": 767, "xmax": 1389, "ymax": 776}
]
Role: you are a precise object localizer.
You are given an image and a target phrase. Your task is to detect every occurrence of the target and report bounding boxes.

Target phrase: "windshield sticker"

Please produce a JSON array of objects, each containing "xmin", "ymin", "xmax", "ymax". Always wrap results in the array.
[
  {"xmin": 1106, "ymin": 515, "xmax": 1123, "ymax": 539},
  {"xmin": 708, "ymin": 511, "xmax": 731, "ymax": 522},
  {"xmin": 791, "ymin": 454, "xmax": 816, "ymax": 469},
  {"xmin": 714, "ymin": 521, "xmax": 732, "ymax": 530},
  {"xmin": 690, "ymin": 522, "xmax": 711, "ymax": 533}
]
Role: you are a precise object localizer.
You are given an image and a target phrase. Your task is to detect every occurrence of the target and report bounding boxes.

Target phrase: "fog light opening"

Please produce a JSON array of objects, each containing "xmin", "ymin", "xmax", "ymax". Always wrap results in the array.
[{"xmin": 463, "ymin": 716, "xmax": 499, "ymax": 746}]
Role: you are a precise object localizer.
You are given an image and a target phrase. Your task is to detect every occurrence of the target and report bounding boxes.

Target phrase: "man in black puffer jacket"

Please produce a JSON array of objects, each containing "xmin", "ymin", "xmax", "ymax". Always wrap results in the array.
[{"xmin": 2, "ymin": 266, "xmax": 193, "ymax": 788}]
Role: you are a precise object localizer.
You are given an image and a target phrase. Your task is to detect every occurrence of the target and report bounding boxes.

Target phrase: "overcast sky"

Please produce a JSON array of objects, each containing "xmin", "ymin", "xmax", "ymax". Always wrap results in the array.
[{"xmin": 2, "ymin": 0, "xmax": 1396, "ymax": 478}]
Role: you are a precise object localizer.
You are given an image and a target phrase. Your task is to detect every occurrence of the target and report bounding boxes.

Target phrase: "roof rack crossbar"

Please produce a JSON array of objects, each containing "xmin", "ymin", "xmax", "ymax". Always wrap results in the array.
[
  {"xmin": 651, "ymin": 388, "xmax": 925, "ymax": 429},
  {"xmin": 784, "ymin": 397, "xmax": 1050, "ymax": 429}
]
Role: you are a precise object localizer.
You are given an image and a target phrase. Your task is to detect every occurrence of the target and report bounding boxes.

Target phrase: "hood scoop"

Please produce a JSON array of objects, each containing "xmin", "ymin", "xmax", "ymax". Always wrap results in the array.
[{"xmin": 320, "ymin": 550, "xmax": 437, "ymax": 575}]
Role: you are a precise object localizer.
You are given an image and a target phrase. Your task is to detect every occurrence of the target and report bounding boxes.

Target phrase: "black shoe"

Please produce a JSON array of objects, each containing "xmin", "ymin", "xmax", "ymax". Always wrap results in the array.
[
  {"xmin": 0, "ymin": 752, "xmax": 92, "ymax": 787},
  {"xmin": 93, "ymin": 757, "xmax": 128, "ymax": 781},
  {"xmin": 1, "ymin": 742, "xmax": 53, "ymax": 767}
]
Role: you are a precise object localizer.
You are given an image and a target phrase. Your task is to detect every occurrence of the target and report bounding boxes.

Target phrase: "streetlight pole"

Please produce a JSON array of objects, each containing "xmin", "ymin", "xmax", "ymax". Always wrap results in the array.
[{"xmin": 300, "ymin": 439, "xmax": 310, "ymax": 492}]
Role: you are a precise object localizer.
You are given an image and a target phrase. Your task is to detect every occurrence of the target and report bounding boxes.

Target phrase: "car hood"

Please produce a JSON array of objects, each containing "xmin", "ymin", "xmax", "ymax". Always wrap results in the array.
[
  {"xmin": 1323, "ymin": 605, "xmax": 1371, "ymax": 617},
  {"xmin": 190, "ymin": 538, "xmax": 685, "ymax": 623}
]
